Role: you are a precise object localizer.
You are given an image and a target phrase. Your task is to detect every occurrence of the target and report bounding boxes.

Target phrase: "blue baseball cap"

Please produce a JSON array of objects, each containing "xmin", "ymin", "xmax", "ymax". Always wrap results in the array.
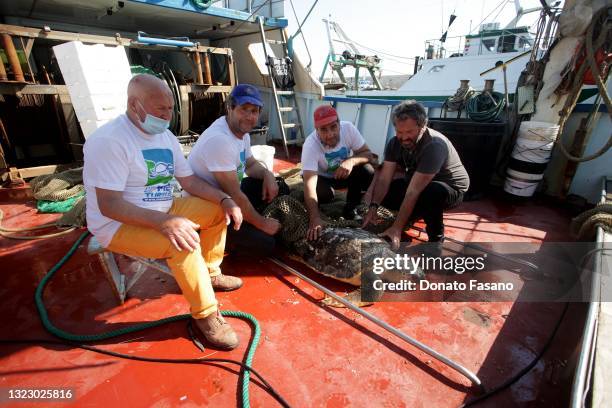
[{"xmin": 230, "ymin": 84, "xmax": 264, "ymax": 107}]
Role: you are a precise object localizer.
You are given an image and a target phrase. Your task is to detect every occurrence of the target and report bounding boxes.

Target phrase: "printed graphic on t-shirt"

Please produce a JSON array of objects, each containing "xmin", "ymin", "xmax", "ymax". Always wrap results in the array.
[
  {"xmin": 237, "ymin": 150, "xmax": 246, "ymax": 182},
  {"xmin": 324, "ymin": 147, "xmax": 349, "ymax": 175},
  {"xmin": 142, "ymin": 148, "xmax": 174, "ymax": 202}
]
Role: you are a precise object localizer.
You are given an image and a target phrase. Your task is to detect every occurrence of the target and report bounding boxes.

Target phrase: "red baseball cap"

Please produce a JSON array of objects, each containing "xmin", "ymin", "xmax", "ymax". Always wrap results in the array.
[{"xmin": 313, "ymin": 105, "xmax": 338, "ymax": 128}]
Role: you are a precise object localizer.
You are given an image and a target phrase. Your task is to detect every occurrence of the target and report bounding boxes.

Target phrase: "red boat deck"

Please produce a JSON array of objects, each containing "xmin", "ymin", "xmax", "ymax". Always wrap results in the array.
[{"xmin": 0, "ymin": 176, "xmax": 585, "ymax": 407}]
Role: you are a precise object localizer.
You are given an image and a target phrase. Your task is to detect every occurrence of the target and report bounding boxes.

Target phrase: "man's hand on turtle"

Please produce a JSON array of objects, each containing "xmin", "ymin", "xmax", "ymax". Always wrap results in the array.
[
  {"xmin": 362, "ymin": 207, "xmax": 380, "ymax": 228},
  {"xmin": 307, "ymin": 216, "xmax": 324, "ymax": 241},
  {"xmin": 380, "ymin": 225, "xmax": 402, "ymax": 250},
  {"xmin": 260, "ymin": 217, "xmax": 281, "ymax": 236}
]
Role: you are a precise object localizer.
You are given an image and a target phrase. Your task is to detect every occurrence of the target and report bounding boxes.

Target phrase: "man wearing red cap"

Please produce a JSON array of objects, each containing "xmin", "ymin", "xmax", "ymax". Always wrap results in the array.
[{"xmin": 302, "ymin": 105, "xmax": 375, "ymax": 240}]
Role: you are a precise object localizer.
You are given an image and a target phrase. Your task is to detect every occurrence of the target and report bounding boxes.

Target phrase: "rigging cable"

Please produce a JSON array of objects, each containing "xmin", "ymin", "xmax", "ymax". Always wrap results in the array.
[
  {"xmin": 469, "ymin": 0, "xmax": 510, "ymax": 34},
  {"xmin": 554, "ymin": 6, "xmax": 611, "ymax": 162}
]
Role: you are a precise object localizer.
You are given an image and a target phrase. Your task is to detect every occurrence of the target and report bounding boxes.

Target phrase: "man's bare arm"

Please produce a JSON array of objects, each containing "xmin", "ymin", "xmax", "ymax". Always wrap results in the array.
[
  {"xmin": 362, "ymin": 160, "xmax": 397, "ymax": 227},
  {"xmin": 96, "ymin": 187, "xmax": 200, "ymax": 252},
  {"xmin": 177, "ymin": 174, "xmax": 243, "ymax": 230},
  {"xmin": 177, "ymin": 174, "xmax": 228, "ymax": 204},
  {"xmin": 334, "ymin": 143, "xmax": 374, "ymax": 179},
  {"xmin": 213, "ymin": 170, "xmax": 280, "ymax": 235},
  {"xmin": 380, "ymin": 171, "xmax": 435, "ymax": 249},
  {"xmin": 351, "ymin": 143, "xmax": 374, "ymax": 164},
  {"xmin": 245, "ymin": 156, "xmax": 278, "ymax": 203},
  {"xmin": 369, "ymin": 161, "xmax": 396, "ymax": 204},
  {"xmin": 393, "ymin": 171, "xmax": 435, "ymax": 229},
  {"xmin": 245, "ymin": 156, "xmax": 274, "ymax": 179},
  {"xmin": 303, "ymin": 170, "xmax": 324, "ymax": 240}
]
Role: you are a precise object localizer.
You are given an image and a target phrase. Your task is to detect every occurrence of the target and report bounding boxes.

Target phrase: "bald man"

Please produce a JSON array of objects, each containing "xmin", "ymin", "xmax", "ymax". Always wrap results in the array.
[{"xmin": 83, "ymin": 74, "xmax": 243, "ymax": 350}]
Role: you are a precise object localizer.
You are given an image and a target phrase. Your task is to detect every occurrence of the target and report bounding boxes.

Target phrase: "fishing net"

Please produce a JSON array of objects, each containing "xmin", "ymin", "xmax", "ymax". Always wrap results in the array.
[
  {"xmin": 29, "ymin": 167, "xmax": 87, "ymax": 228},
  {"xmin": 262, "ymin": 172, "xmax": 396, "ymax": 245},
  {"xmin": 30, "ymin": 167, "xmax": 84, "ymax": 201}
]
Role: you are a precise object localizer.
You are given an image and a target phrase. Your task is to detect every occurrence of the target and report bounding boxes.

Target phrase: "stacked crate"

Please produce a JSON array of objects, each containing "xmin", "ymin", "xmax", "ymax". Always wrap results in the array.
[{"xmin": 53, "ymin": 41, "xmax": 132, "ymax": 138}]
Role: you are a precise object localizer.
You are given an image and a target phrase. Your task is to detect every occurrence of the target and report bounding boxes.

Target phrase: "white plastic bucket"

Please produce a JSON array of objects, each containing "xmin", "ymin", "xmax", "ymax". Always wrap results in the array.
[
  {"xmin": 504, "ymin": 121, "xmax": 559, "ymax": 197},
  {"xmin": 250, "ymin": 145, "xmax": 276, "ymax": 173},
  {"xmin": 517, "ymin": 121, "xmax": 560, "ymax": 142},
  {"xmin": 511, "ymin": 137, "xmax": 555, "ymax": 163},
  {"xmin": 503, "ymin": 176, "xmax": 539, "ymax": 197},
  {"xmin": 507, "ymin": 167, "xmax": 544, "ymax": 181}
]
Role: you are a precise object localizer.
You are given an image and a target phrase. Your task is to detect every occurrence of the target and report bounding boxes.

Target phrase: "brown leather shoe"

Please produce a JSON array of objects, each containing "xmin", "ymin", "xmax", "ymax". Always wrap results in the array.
[
  {"xmin": 194, "ymin": 312, "xmax": 239, "ymax": 350},
  {"xmin": 211, "ymin": 274, "xmax": 243, "ymax": 291}
]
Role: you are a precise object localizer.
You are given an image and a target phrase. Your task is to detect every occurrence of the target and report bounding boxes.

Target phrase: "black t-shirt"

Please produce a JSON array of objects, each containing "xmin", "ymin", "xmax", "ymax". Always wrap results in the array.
[{"xmin": 384, "ymin": 127, "xmax": 469, "ymax": 192}]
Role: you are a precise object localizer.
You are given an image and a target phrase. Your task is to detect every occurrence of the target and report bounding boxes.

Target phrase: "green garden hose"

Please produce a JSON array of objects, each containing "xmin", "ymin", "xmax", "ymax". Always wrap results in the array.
[
  {"xmin": 35, "ymin": 231, "xmax": 263, "ymax": 408},
  {"xmin": 191, "ymin": 0, "xmax": 213, "ymax": 9},
  {"xmin": 466, "ymin": 91, "xmax": 506, "ymax": 122}
]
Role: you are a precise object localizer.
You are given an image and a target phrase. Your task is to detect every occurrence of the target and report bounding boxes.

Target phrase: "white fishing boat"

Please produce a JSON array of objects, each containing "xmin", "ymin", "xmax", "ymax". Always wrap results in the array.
[{"xmin": 0, "ymin": 1, "xmax": 610, "ymax": 407}]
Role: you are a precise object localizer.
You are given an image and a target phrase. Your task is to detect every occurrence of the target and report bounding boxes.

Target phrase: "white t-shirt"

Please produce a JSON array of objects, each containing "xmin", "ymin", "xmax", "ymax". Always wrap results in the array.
[
  {"xmin": 301, "ymin": 121, "xmax": 366, "ymax": 178},
  {"xmin": 187, "ymin": 116, "xmax": 253, "ymax": 189},
  {"xmin": 83, "ymin": 114, "xmax": 193, "ymax": 247}
]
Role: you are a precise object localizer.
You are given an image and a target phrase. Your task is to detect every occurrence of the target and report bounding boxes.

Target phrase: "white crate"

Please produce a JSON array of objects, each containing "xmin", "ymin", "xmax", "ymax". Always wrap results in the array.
[
  {"xmin": 79, "ymin": 119, "xmax": 110, "ymax": 139},
  {"xmin": 53, "ymin": 41, "xmax": 131, "ymax": 128},
  {"xmin": 71, "ymin": 93, "xmax": 126, "ymax": 121}
]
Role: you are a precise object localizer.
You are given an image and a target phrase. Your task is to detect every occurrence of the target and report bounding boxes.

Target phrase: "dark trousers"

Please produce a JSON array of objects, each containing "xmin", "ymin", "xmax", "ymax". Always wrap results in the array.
[
  {"xmin": 226, "ymin": 177, "xmax": 289, "ymax": 256},
  {"xmin": 316, "ymin": 163, "xmax": 375, "ymax": 208},
  {"xmin": 382, "ymin": 179, "xmax": 463, "ymax": 241}
]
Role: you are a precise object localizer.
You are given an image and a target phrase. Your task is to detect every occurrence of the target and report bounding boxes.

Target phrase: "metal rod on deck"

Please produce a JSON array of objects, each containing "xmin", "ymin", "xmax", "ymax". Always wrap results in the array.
[{"xmin": 268, "ymin": 257, "xmax": 483, "ymax": 388}]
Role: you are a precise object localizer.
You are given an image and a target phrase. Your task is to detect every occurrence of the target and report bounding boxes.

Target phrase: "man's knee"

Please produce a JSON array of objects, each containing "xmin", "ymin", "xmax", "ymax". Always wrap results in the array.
[
  {"xmin": 419, "ymin": 182, "xmax": 455, "ymax": 210},
  {"xmin": 315, "ymin": 178, "xmax": 335, "ymax": 204},
  {"xmin": 165, "ymin": 240, "xmax": 204, "ymax": 262},
  {"xmin": 382, "ymin": 179, "xmax": 408, "ymax": 210}
]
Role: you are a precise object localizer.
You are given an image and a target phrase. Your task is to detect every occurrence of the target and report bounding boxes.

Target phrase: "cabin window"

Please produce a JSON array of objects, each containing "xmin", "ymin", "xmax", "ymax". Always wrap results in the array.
[
  {"xmin": 518, "ymin": 36, "xmax": 532, "ymax": 51},
  {"xmin": 428, "ymin": 65, "xmax": 445, "ymax": 73},
  {"xmin": 498, "ymin": 35, "xmax": 517, "ymax": 53},
  {"xmin": 482, "ymin": 38, "xmax": 496, "ymax": 53}
]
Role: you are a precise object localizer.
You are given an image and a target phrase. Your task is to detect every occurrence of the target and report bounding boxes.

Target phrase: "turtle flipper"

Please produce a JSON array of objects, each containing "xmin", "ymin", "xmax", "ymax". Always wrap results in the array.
[{"xmin": 321, "ymin": 289, "xmax": 373, "ymax": 308}]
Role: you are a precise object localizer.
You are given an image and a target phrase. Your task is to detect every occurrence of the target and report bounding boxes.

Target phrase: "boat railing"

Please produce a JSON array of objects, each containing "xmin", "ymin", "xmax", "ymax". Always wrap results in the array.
[
  {"xmin": 423, "ymin": 34, "xmax": 465, "ymax": 60},
  {"xmin": 209, "ymin": 0, "xmax": 282, "ymax": 18},
  {"xmin": 423, "ymin": 28, "xmax": 535, "ymax": 59}
]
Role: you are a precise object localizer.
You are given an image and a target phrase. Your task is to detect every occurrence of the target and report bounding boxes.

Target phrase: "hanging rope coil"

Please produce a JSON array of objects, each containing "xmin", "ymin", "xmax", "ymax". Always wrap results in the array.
[
  {"xmin": 554, "ymin": 6, "xmax": 611, "ymax": 162},
  {"xmin": 441, "ymin": 85, "xmax": 476, "ymax": 118},
  {"xmin": 466, "ymin": 91, "xmax": 506, "ymax": 122}
]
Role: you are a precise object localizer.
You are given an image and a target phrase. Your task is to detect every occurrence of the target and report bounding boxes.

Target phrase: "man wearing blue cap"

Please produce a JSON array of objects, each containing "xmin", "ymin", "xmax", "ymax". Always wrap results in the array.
[{"xmin": 188, "ymin": 84, "xmax": 282, "ymax": 253}]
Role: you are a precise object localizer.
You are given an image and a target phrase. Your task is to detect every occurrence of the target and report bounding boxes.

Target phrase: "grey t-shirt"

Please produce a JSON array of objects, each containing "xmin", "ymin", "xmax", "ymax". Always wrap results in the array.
[{"xmin": 384, "ymin": 127, "xmax": 469, "ymax": 193}]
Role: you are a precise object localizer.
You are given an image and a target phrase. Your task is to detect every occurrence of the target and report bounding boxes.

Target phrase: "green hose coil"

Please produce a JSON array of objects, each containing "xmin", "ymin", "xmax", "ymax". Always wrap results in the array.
[
  {"xmin": 466, "ymin": 91, "xmax": 506, "ymax": 122},
  {"xmin": 191, "ymin": 0, "xmax": 213, "ymax": 9},
  {"xmin": 35, "ymin": 231, "xmax": 261, "ymax": 407}
]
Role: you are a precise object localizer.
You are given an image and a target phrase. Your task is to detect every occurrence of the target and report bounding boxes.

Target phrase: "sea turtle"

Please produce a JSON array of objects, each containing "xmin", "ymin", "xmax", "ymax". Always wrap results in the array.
[{"xmin": 263, "ymin": 195, "xmax": 424, "ymax": 306}]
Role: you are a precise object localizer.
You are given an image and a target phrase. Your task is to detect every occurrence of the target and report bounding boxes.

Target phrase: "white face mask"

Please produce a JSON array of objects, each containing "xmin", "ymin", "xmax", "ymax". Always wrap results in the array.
[{"xmin": 136, "ymin": 101, "xmax": 170, "ymax": 134}]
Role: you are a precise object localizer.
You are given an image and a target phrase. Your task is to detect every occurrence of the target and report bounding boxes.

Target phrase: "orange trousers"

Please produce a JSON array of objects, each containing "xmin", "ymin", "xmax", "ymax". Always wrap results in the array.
[{"xmin": 107, "ymin": 196, "xmax": 226, "ymax": 319}]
